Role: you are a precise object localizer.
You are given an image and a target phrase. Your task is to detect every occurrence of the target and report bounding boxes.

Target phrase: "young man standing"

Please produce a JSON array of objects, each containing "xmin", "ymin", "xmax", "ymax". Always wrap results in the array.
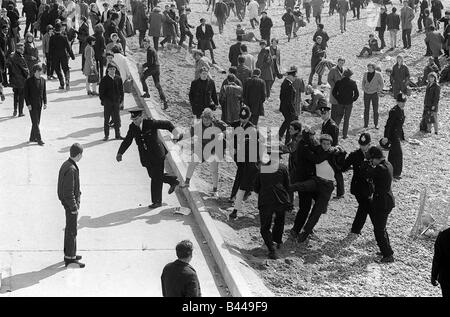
[{"xmin": 58, "ymin": 143, "xmax": 85, "ymax": 268}]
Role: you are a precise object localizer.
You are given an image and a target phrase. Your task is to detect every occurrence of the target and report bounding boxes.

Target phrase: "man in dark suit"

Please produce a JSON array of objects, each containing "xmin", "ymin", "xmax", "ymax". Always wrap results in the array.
[
  {"xmin": 189, "ymin": 66, "xmax": 218, "ymax": 119},
  {"xmin": 24, "ymin": 64, "xmax": 47, "ymax": 146},
  {"xmin": 178, "ymin": 7, "xmax": 194, "ymax": 49},
  {"xmin": 341, "ymin": 133, "xmax": 373, "ymax": 235},
  {"xmin": 254, "ymin": 150, "xmax": 292, "ymax": 260},
  {"xmin": 7, "ymin": 42, "xmax": 29, "ymax": 117},
  {"xmin": 196, "ymin": 18, "xmax": 216, "ymax": 64},
  {"xmin": 381, "ymin": 93, "xmax": 406, "ymax": 180},
  {"xmin": 243, "ymin": 68, "xmax": 266, "ymax": 126},
  {"xmin": 320, "ymin": 105, "xmax": 344, "ymax": 199},
  {"xmin": 49, "ymin": 24, "xmax": 75, "ymax": 90},
  {"xmin": 362, "ymin": 146, "xmax": 395, "ymax": 263},
  {"xmin": 228, "ymin": 35, "xmax": 242, "ymax": 67},
  {"xmin": 432, "ymin": 227, "xmax": 450, "ymax": 297},
  {"xmin": 99, "ymin": 63, "xmax": 124, "ymax": 141},
  {"xmin": 278, "ymin": 66, "xmax": 298, "ymax": 145},
  {"xmin": 57, "ymin": 143, "xmax": 85, "ymax": 268},
  {"xmin": 116, "ymin": 107, "xmax": 180, "ymax": 209},
  {"xmin": 161, "ymin": 240, "xmax": 201, "ymax": 297}
]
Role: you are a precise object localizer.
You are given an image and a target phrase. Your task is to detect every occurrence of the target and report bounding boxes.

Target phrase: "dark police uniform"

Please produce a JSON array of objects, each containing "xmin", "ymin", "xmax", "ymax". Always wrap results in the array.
[
  {"xmin": 432, "ymin": 227, "xmax": 450, "ymax": 298},
  {"xmin": 342, "ymin": 144, "xmax": 373, "ymax": 234},
  {"xmin": 117, "ymin": 109, "xmax": 179, "ymax": 205},
  {"xmin": 161, "ymin": 259, "xmax": 201, "ymax": 297},
  {"xmin": 384, "ymin": 104, "xmax": 405, "ymax": 178},
  {"xmin": 362, "ymin": 157, "xmax": 395, "ymax": 259}
]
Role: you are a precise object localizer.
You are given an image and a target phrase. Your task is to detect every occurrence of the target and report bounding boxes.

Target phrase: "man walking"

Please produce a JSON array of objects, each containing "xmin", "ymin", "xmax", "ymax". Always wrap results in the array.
[
  {"xmin": 178, "ymin": 7, "xmax": 194, "ymax": 50},
  {"xmin": 24, "ymin": 64, "xmax": 46, "ymax": 146},
  {"xmin": 308, "ymin": 35, "xmax": 325, "ymax": 86},
  {"xmin": 140, "ymin": 37, "xmax": 168, "ymax": 110},
  {"xmin": 196, "ymin": 18, "xmax": 216, "ymax": 64},
  {"xmin": 328, "ymin": 57, "xmax": 345, "ymax": 124},
  {"xmin": 161, "ymin": 240, "xmax": 201, "ymax": 297},
  {"xmin": 337, "ymin": 0, "xmax": 349, "ymax": 33},
  {"xmin": 58, "ymin": 143, "xmax": 85, "ymax": 268},
  {"xmin": 362, "ymin": 146, "xmax": 395, "ymax": 264},
  {"xmin": 259, "ymin": 11, "xmax": 273, "ymax": 45},
  {"xmin": 278, "ymin": 66, "xmax": 298, "ymax": 145},
  {"xmin": 49, "ymin": 24, "xmax": 75, "ymax": 90},
  {"xmin": 99, "ymin": 64, "xmax": 124, "ymax": 141},
  {"xmin": 386, "ymin": 7, "xmax": 400, "ymax": 50},
  {"xmin": 243, "ymin": 68, "xmax": 266, "ymax": 125},
  {"xmin": 7, "ymin": 42, "xmax": 29, "ymax": 117},
  {"xmin": 189, "ymin": 66, "xmax": 218, "ymax": 119},
  {"xmin": 116, "ymin": 107, "xmax": 180, "ymax": 209},
  {"xmin": 214, "ymin": 0, "xmax": 228, "ymax": 34},
  {"xmin": 400, "ymin": 0, "xmax": 415, "ymax": 49},
  {"xmin": 255, "ymin": 40, "xmax": 274, "ymax": 98}
]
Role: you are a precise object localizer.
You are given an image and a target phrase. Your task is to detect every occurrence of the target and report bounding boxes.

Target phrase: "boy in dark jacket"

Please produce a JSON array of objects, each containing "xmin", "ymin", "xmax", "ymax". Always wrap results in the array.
[
  {"xmin": 189, "ymin": 66, "xmax": 218, "ymax": 119},
  {"xmin": 281, "ymin": 8, "xmax": 295, "ymax": 42},
  {"xmin": 357, "ymin": 34, "xmax": 381, "ymax": 57}
]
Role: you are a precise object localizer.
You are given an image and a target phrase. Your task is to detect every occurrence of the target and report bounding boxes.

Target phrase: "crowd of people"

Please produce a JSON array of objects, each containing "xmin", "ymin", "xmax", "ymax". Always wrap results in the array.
[{"xmin": 1, "ymin": 0, "xmax": 448, "ymax": 297}]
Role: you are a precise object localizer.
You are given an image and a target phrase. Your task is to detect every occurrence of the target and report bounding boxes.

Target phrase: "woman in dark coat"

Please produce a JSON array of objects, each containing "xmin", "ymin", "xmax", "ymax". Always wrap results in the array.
[
  {"xmin": 420, "ymin": 71, "xmax": 440, "ymax": 134},
  {"xmin": 93, "ymin": 23, "xmax": 106, "ymax": 78},
  {"xmin": 391, "ymin": 55, "xmax": 410, "ymax": 98}
]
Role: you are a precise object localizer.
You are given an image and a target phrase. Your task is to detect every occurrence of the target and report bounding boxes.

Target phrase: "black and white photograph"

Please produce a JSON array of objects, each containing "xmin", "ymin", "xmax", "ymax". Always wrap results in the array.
[{"xmin": 0, "ymin": 0, "xmax": 449, "ymax": 304}]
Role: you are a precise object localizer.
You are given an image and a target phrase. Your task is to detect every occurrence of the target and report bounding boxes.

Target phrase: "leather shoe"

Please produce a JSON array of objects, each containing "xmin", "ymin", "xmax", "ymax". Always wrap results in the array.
[
  {"xmin": 229, "ymin": 210, "xmax": 237, "ymax": 220},
  {"xmin": 168, "ymin": 180, "xmax": 179, "ymax": 194},
  {"xmin": 103, "ymin": 136, "xmax": 109, "ymax": 141},
  {"xmin": 37, "ymin": 141, "xmax": 45, "ymax": 146},
  {"xmin": 141, "ymin": 92, "xmax": 150, "ymax": 98},
  {"xmin": 76, "ymin": 255, "xmax": 82, "ymax": 260},
  {"xmin": 64, "ymin": 259, "xmax": 85, "ymax": 268},
  {"xmin": 268, "ymin": 250, "xmax": 278, "ymax": 260},
  {"xmin": 115, "ymin": 136, "xmax": 125, "ymax": 140},
  {"xmin": 148, "ymin": 202, "xmax": 162, "ymax": 209},
  {"xmin": 375, "ymin": 255, "xmax": 394, "ymax": 263},
  {"xmin": 298, "ymin": 232, "xmax": 309, "ymax": 243}
]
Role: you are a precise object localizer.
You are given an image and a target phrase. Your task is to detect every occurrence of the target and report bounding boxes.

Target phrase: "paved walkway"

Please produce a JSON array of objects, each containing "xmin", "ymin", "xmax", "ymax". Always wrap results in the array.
[{"xmin": 0, "ymin": 52, "xmax": 226, "ymax": 296}]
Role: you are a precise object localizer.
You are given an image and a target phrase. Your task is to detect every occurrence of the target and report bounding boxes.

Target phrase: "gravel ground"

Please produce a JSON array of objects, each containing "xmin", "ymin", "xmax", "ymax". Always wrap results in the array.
[{"xmin": 127, "ymin": 0, "xmax": 449, "ymax": 296}]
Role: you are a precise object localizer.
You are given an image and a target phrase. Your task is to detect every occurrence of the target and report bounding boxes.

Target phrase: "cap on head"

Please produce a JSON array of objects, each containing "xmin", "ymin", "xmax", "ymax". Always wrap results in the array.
[
  {"xmin": 358, "ymin": 132, "xmax": 371, "ymax": 146},
  {"xmin": 239, "ymin": 105, "xmax": 251, "ymax": 120},
  {"xmin": 107, "ymin": 63, "xmax": 117, "ymax": 70},
  {"xmin": 396, "ymin": 93, "xmax": 407, "ymax": 103},
  {"xmin": 259, "ymin": 40, "xmax": 267, "ymax": 46},
  {"xmin": 343, "ymin": 68, "xmax": 353, "ymax": 77},
  {"xmin": 286, "ymin": 65, "xmax": 298, "ymax": 74},
  {"xmin": 318, "ymin": 100, "xmax": 329, "ymax": 111},
  {"xmin": 128, "ymin": 107, "xmax": 144, "ymax": 119}
]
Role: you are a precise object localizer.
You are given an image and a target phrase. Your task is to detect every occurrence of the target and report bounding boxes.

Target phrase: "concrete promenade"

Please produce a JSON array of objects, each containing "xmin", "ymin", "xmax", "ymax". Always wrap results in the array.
[{"xmin": 0, "ymin": 53, "xmax": 226, "ymax": 296}]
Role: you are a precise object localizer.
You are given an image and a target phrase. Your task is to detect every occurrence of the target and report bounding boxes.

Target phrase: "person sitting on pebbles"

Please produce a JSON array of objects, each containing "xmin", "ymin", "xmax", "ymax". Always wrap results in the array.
[
  {"xmin": 235, "ymin": 24, "xmax": 258, "ymax": 42},
  {"xmin": 357, "ymin": 34, "xmax": 382, "ymax": 57}
]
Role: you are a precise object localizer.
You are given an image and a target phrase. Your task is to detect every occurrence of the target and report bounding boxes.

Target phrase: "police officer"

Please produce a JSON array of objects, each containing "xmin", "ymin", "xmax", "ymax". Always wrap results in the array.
[
  {"xmin": 362, "ymin": 146, "xmax": 395, "ymax": 263},
  {"xmin": 381, "ymin": 93, "xmax": 406, "ymax": 181},
  {"xmin": 116, "ymin": 107, "xmax": 181, "ymax": 208},
  {"xmin": 229, "ymin": 105, "xmax": 262, "ymax": 219},
  {"xmin": 341, "ymin": 132, "xmax": 373, "ymax": 235}
]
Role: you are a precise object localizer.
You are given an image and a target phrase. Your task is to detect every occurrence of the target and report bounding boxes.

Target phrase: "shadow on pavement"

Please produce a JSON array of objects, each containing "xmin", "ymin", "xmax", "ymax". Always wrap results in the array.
[
  {"xmin": 52, "ymin": 94, "xmax": 93, "ymax": 103},
  {"xmin": 72, "ymin": 111, "xmax": 104, "ymax": 119},
  {"xmin": 0, "ymin": 262, "xmax": 66, "ymax": 294},
  {"xmin": 0, "ymin": 141, "xmax": 33, "ymax": 154},
  {"xmin": 58, "ymin": 139, "xmax": 106, "ymax": 153},
  {"xmin": 57, "ymin": 127, "xmax": 104, "ymax": 140},
  {"xmin": 77, "ymin": 205, "xmax": 190, "ymax": 229}
]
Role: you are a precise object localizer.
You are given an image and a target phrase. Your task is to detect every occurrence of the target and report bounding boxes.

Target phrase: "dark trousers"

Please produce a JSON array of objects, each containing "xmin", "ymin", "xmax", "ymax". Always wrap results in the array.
[
  {"xmin": 333, "ymin": 103, "xmax": 352, "ymax": 139},
  {"xmin": 315, "ymin": 14, "xmax": 321, "ymax": 24},
  {"xmin": 45, "ymin": 53, "xmax": 54, "ymax": 77},
  {"xmin": 388, "ymin": 137, "xmax": 402, "ymax": 177},
  {"xmin": 95, "ymin": 57, "xmax": 104, "ymax": 78},
  {"xmin": 250, "ymin": 18, "xmax": 258, "ymax": 29},
  {"xmin": 103, "ymin": 102, "xmax": 121, "ymax": 137},
  {"xmin": 250, "ymin": 113, "xmax": 259, "ymax": 126},
  {"xmin": 352, "ymin": 195, "xmax": 371, "ymax": 234},
  {"xmin": 265, "ymin": 80, "xmax": 273, "ymax": 97},
  {"xmin": 217, "ymin": 17, "xmax": 226, "ymax": 34},
  {"xmin": 1, "ymin": 69, "xmax": 8, "ymax": 85},
  {"xmin": 377, "ymin": 29, "xmax": 386, "ymax": 48},
  {"xmin": 278, "ymin": 112, "xmax": 297, "ymax": 145},
  {"xmin": 402, "ymin": 29, "xmax": 411, "ymax": 48},
  {"xmin": 24, "ymin": 17, "xmax": 37, "ymax": 37},
  {"xmin": 13, "ymin": 87, "xmax": 24, "ymax": 114},
  {"xmin": 53, "ymin": 56, "xmax": 70, "ymax": 87},
  {"xmin": 434, "ymin": 56, "xmax": 441, "ymax": 70},
  {"xmin": 153, "ymin": 36, "xmax": 159, "ymax": 51},
  {"xmin": 292, "ymin": 192, "xmax": 313, "ymax": 234},
  {"xmin": 138, "ymin": 29, "xmax": 146, "ymax": 47},
  {"xmin": 29, "ymin": 105, "xmax": 42, "ymax": 142},
  {"xmin": 364, "ymin": 92, "xmax": 379, "ymax": 127},
  {"xmin": 308, "ymin": 66, "xmax": 322, "ymax": 85},
  {"xmin": 334, "ymin": 170, "xmax": 344, "ymax": 196},
  {"xmin": 63, "ymin": 207, "xmax": 78, "ymax": 259},
  {"xmin": 352, "ymin": 5, "xmax": 360, "ymax": 19},
  {"xmin": 160, "ymin": 36, "xmax": 175, "ymax": 46},
  {"xmin": 178, "ymin": 30, "xmax": 194, "ymax": 47},
  {"xmin": 261, "ymin": 33, "xmax": 270, "ymax": 47},
  {"xmin": 426, "ymin": 41, "xmax": 432, "ymax": 55},
  {"xmin": 291, "ymin": 177, "xmax": 334, "ymax": 234},
  {"xmin": 141, "ymin": 68, "xmax": 166, "ymax": 102},
  {"xmin": 369, "ymin": 206, "xmax": 393, "ymax": 257},
  {"xmin": 417, "ymin": 14, "xmax": 424, "ymax": 30},
  {"xmin": 259, "ymin": 204, "xmax": 286, "ymax": 251},
  {"xmin": 304, "ymin": 3, "xmax": 311, "ymax": 22},
  {"xmin": 145, "ymin": 159, "xmax": 178, "ymax": 204}
]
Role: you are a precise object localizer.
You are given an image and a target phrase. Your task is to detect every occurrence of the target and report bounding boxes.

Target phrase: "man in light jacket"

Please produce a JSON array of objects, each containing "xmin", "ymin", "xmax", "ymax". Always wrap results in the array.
[
  {"xmin": 361, "ymin": 62, "xmax": 384, "ymax": 129},
  {"xmin": 327, "ymin": 57, "xmax": 345, "ymax": 123},
  {"xmin": 400, "ymin": 1, "xmax": 415, "ymax": 49}
]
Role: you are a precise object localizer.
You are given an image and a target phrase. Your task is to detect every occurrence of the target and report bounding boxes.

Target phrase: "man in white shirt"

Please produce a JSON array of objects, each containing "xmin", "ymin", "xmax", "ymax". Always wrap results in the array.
[{"xmin": 290, "ymin": 133, "xmax": 342, "ymax": 243}]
